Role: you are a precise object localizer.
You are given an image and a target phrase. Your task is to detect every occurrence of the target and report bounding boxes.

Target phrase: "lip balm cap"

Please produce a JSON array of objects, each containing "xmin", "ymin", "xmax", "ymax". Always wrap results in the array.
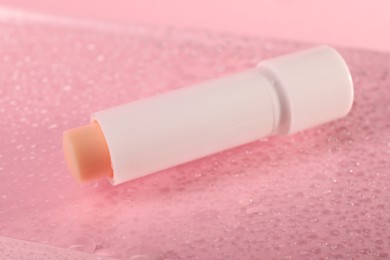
[{"xmin": 258, "ymin": 46, "xmax": 354, "ymax": 134}]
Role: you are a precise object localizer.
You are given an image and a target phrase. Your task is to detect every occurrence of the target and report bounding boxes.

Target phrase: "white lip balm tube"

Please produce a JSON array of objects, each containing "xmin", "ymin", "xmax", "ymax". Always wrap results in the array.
[{"xmin": 63, "ymin": 46, "xmax": 353, "ymax": 185}]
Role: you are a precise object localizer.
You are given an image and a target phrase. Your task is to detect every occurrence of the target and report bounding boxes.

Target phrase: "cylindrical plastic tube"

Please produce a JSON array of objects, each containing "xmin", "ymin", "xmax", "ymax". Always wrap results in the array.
[{"xmin": 63, "ymin": 46, "xmax": 353, "ymax": 185}]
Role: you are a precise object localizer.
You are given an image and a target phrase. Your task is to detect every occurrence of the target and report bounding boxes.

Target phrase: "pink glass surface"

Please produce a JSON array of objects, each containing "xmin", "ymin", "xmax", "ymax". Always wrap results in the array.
[
  {"xmin": 0, "ymin": 236, "xmax": 116, "ymax": 260},
  {"xmin": 0, "ymin": 10, "xmax": 390, "ymax": 260},
  {"xmin": 0, "ymin": 1, "xmax": 389, "ymax": 52}
]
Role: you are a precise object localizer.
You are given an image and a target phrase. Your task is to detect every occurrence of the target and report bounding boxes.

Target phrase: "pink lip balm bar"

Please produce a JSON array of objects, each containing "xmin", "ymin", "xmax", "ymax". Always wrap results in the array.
[{"xmin": 63, "ymin": 46, "xmax": 353, "ymax": 185}]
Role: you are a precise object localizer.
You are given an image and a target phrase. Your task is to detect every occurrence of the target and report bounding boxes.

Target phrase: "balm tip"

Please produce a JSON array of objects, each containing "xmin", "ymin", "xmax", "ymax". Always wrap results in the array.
[{"xmin": 63, "ymin": 122, "xmax": 112, "ymax": 182}]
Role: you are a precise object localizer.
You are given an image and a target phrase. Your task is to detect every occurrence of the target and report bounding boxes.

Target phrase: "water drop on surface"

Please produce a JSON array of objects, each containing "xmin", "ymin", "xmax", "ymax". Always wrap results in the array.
[
  {"xmin": 330, "ymin": 230, "xmax": 340, "ymax": 236},
  {"xmin": 245, "ymin": 206, "xmax": 264, "ymax": 215},
  {"xmin": 48, "ymin": 124, "xmax": 57, "ymax": 129},
  {"xmin": 87, "ymin": 43, "xmax": 96, "ymax": 51},
  {"xmin": 125, "ymin": 245, "xmax": 162, "ymax": 260},
  {"xmin": 66, "ymin": 236, "xmax": 96, "ymax": 253},
  {"xmin": 96, "ymin": 55, "xmax": 105, "ymax": 62},
  {"xmin": 62, "ymin": 85, "xmax": 72, "ymax": 91},
  {"xmin": 299, "ymin": 250, "xmax": 309, "ymax": 256},
  {"xmin": 52, "ymin": 235, "xmax": 96, "ymax": 253}
]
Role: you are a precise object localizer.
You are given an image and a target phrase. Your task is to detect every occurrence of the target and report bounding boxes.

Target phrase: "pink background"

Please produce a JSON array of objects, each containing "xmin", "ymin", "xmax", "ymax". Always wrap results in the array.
[
  {"xmin": 0, "ymin": 0, "xmax": 389, "ymax": 52},
  {"xmin": 1, "ymin": 3, "xmax": 390, "ymax": 260}
]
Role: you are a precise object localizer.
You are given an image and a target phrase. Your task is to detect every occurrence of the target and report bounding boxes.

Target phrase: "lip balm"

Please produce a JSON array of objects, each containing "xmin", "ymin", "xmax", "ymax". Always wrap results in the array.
[{"xmin": 63, "ymin": 46, "xmax": 353, "ymax": 185}]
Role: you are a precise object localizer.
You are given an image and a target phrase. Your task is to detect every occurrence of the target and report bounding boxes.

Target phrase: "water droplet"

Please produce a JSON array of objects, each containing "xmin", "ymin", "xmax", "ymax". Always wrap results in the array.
[
  {"xmin": 126, "ymin": 245, "xmax": 162, "ymax": 260},
  {"xmin": 3, "ymin": 55, "xmax": 10, "ymax": 62},
  {"xmin": 66, "ymin": 237, "xmax": 96, "ymax": 253},
  {"xmin": 299, "ymin": 250, "xmax": 309, "ymax": 256},
  {"xmin": 87, "ymin": 43, "xmax": 96, "ymax": 51},
  {"xmin": 375, "ymin": 239, "xmax": 384, "ymax": 245},
  {"xmin": 330, "ymin": 244, "xmax": 340, "ymax": 250},
  {"xmin": 245, "ymin": 206, "xmax": 264, "ymax": 215},
  {"xmin": 62, "ymin": 85, "xmax": 72, "ymax": 91},
  {"xmin": 311, "ymin": 248, "xmax": 321, "ymax": 255},
  {"xmin": 330, "ymin": 230, "xmax": 340, "ymax": 236},
  {"xmin": 96, "ymin": 55, "xmax": 105, "ymax": 62},
  {"xmin": 48, "ymin": 124, "xmax": 57, "ymax": 129},
  {"xmin": 162, "ymin": 251, "xmax": 180, "ymax": 260},
  {"xmin": 94, "ymin": 246, "xmax": 115, "ymax": 257}
]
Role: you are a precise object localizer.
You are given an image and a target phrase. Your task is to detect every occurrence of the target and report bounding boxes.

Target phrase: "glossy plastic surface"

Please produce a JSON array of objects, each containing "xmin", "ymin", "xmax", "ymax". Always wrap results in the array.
[{"xmin": 0, "ymin": 10, "xmax": 390, "ymax": 259}]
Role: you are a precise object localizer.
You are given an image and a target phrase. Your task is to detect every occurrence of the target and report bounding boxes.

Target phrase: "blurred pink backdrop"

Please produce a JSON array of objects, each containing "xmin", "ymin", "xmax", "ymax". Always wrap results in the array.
[{"xmin": 0, "ymin": 0, "xmax": 388, "ymax": 52}]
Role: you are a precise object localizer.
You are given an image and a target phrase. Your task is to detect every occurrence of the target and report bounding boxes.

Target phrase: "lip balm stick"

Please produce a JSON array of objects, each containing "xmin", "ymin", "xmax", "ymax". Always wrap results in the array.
[{"xmin": 63, "ymin": 46, "xmax": 353, "ymax": 185}]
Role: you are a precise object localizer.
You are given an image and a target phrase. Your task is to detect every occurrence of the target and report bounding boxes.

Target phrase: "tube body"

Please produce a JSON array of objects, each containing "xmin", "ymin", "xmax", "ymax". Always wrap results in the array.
[{"xmin": 93, "ymin": 69, "xmax": 280, "ymax": 185}]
